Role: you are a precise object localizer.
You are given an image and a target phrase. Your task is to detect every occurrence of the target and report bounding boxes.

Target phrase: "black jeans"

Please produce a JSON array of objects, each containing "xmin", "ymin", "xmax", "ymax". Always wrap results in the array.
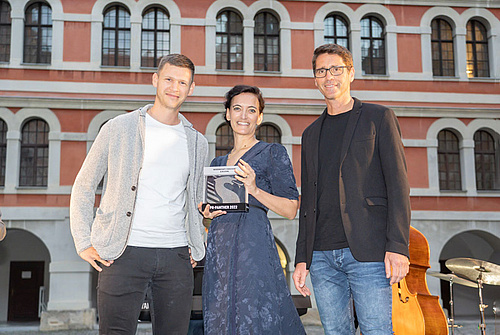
[{"xmin": 98, "ymin": 246, "xmax": 194, "ymax": 335}]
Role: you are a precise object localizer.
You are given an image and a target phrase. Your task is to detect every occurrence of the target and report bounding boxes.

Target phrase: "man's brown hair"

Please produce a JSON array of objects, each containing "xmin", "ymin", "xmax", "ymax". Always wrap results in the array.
[{"xmin": 312, "ymin": 44, "xmax": 353, "ymax": 72}]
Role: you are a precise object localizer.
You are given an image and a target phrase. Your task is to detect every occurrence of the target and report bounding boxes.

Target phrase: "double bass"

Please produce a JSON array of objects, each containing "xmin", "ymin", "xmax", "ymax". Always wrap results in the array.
[{"xmin": 391, "ymin": 227, "xmax": 448, "ymax": 334}]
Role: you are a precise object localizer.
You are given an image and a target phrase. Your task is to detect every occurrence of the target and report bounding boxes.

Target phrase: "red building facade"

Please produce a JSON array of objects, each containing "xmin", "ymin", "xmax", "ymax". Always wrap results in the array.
[{"xmin": 0, "ymin": 0, "xmax": 499, "ymax": 329}]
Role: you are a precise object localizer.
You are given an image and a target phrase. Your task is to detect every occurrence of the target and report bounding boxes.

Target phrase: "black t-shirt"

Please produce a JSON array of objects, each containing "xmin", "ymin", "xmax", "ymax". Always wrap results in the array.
[{"xmin": 313, "ymin": 110, "xmax": 351, "ymax": 251}]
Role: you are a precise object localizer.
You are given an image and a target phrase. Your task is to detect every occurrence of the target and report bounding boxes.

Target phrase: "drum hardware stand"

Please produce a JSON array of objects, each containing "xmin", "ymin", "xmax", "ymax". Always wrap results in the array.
[
  {"xmin": 445, "ymin": 258, "xmax": 500, "ymax": 335},
  {"xmin": 493, "ymin": 301, "xmax": 497, "ymax": 335},
  {"xmin": 445, "ymin": 274, "xmax": 464, "ymax": 335},
  {"xmin": 476, "ymin": 269, "xmax": 487, "ymax": 335},
  {"xmin": 429, "ymin": 271, "xmax": 475, "ymax": 335},
  {"xmin": 448, "ymin": 275, "xmax": 456, "ymax": 335}
]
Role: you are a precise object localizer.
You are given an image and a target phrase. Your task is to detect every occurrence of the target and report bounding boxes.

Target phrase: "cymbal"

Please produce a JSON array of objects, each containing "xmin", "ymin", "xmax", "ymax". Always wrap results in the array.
[
  {"xmin": 445, "ymin": 258, "xmax": 500, "ymax": 286},
  {"xmin": 427, "ymin": 271, "xmax": 477, "ymax": 288}
]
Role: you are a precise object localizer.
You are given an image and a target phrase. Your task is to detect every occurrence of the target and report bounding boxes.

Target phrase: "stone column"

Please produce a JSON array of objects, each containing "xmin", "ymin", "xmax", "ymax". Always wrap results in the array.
[{"xmin": 40, "ymin": 261, "xmax": 96, "ymax": 331}]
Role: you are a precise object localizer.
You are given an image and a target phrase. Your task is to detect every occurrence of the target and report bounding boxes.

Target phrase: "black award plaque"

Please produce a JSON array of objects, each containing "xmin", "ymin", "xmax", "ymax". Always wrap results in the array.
[{"xmin": 203, "ymin": 166, "xmax": 249, "ymax": 212}]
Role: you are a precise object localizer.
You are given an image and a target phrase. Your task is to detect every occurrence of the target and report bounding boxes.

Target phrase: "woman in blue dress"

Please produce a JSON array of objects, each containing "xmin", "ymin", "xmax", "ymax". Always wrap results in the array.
[{"xmin": 199, "ymin": 85, "xmax": 306, "ymax": 335}]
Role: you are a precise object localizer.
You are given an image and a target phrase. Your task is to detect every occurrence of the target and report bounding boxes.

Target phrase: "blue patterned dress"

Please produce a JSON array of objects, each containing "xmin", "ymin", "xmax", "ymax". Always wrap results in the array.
[{"xmin": 202, "ymin": 142, "xmax": 306, "ymax": 335}]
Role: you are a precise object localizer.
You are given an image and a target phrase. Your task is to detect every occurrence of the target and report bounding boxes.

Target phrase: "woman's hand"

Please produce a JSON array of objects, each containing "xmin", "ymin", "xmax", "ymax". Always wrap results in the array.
[
  {"xmin": 235, "ymin": 159, "xmax": 259, "ymax": 195},
  {"xmin": 235, "ymin": 159, "xmax": 298, "ymax": 219},
  {"xmin": 198, "ymin": 202, "xmax": 226, "ymax": 219}
]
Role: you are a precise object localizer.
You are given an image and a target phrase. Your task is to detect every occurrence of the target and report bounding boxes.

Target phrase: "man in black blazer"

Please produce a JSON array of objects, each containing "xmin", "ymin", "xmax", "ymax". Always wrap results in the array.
[{"xmin": 292, "ymin": 44, "xmax": 411, "ymax": 334}]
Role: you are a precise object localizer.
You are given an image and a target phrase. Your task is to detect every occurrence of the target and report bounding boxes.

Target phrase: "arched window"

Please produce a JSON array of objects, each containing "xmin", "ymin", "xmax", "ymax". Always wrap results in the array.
[
  {"xmin": 360, "ymin": 16, "xmax": 385, "ymax": 75},
  {"xmin": 142, "ymin": 7, "xmax": 170, "ymax": 68},
  {"xmin": 20, "ymin": 119, "xmax": 49, "ymax": 187},
  {"xmin": 216, "ymin": 10, "xmax": 243, "ymax": 70},
  {"xmin": 256, "ymin": 124, "xmax": 281, "ymax": 144},
  {"xmin": 474, "ymin": 130, "xmax": 498, "ymax": 190},
  {"xmin": 254, "ymin": 12, "xmax": 279, "ymax": 72},
  {"xmin": 24, "ymin": 2, "xmax": 52, "ymax": 64},
  {"xmin": 215, "ymin": 123, "xmax": 233, "ymax": 157},
  {"xmin": 102, "ymin": 5, "xmax": 130, "ymax": 67},
  {"xmin": 431, "ymin": 18, "xmax": 454, "ymax": 77},
  {"xmin": 0, "ymin": 119, "xmax": 6, "ymax": 186},
  {"xmin": 466, "ymin": 20, "xmax": 489, "ymax": 78},
  {"xmin": 0, "ymin": 1, "xmax": 11, "ymax": 62},
  {"xmin": 324, "ymin": 14, "xmax": 349, "ymax": 49},
  {"xmin": 438, "ymin": 130, "xmax": 461, "ymax": 190}
]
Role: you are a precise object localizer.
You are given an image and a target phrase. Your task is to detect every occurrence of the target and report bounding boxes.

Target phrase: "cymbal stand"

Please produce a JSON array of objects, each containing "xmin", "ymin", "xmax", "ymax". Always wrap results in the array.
[
  {"xmin": 448, "ymin": 276, "xmax": 456, "ymax": 335},
  {"xmin": 446, "ymin": 275, "xmax": 463, "ymax": 334},
  {"xmin": 477, "ymin": 270, "xmax": 487, "ymax": 335},
  {"xmin": 493, "ymin": 301, "xmax": 497, "ymax": 335}
]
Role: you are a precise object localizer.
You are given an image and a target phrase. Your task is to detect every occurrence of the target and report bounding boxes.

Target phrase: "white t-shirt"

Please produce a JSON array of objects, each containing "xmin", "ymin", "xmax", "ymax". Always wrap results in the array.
[{"xmin": 128, "ymin": 113, "xmax": 189, "ymax": 248}]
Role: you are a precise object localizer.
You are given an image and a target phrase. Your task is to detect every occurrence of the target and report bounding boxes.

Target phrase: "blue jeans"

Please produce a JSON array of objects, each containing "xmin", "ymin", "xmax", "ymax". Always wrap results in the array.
[{"xmin": 310, "ymin": 248, "xmax": 393, "ymax": 335}]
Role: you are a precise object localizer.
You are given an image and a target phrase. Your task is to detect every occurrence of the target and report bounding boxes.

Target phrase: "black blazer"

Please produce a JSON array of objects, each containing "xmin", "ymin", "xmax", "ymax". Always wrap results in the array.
[{"xmin": 295, "ymin": 98, "xmax": 411, "ymax": 268}]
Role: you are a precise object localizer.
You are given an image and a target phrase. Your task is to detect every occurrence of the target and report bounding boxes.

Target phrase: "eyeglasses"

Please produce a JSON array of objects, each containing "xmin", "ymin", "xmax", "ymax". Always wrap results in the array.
[{"xmin": 314, "ymin": 65, "xmax": 350, "ymax": 78}]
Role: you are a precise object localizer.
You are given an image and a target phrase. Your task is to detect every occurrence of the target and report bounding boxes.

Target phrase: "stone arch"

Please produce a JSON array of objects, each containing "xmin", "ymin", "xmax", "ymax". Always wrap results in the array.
[
  {"xmin": 0, "ymin": 108, "xmax": 16, "ymax": 129},
  {"xmin": 354, "ymin": 4, "xmax": 398, "ymax": 77},
  {"xmin": 460, "ymin": 8, "xmax": 500, "ymax": 78},
  {"xmin": 206, "ymin": 0, "xmax": 249, "ymax": 22},
  {"xmin": 136, "ymin": 0, "xmax": 181, "ymax": 22},
  {"xmin": 420, "ymin": 7, "xmax": 462, "ymax": 78},
  {"xmin": 10, "ymin": 0, "xmax": 64, "ymax": 66},
  {"xmin": 420, "ymin": 7, "xmax": 461, "ymax": 31},
  {"xmin": 205, "ymin": 0, "xmax": 250, "ymax": 72},
  {"xmin": 248, "ymin": 0, "xmax": 290, "ymax": 22},
  {"xmin": 86, "ymin": 110, "xmax": 126, "ymax": 151},
  {"xmin": 13, "ymin": 108, "xmax": 60, "ymax": 134},
  {"xmin": 90, "ymin": 0, "xmax": 136, "ymax": 67},
  {"xmin": 313, "ymin": 3, "xmax": 355, "ymax": 48},
  {"xmin": 314, "ymin": 2, "xmax": 355, "ymax": 25},
  {"xmin": 354, "ymin": 4, "xmax": 397, "ymax": 27},
  {"xmin": 9, "ymin": 0, "xmax": 63, "ymax": 19},
  {"xmin": 459, "ymin": 8, "xmax": 500, "ymax": 31},
  {"xmin": 467, "ymin": 119, "xmax": 500, "ymax": 140},
  {"xmin": 0, "ymin": 227, "xmax": 51, "ymax": 322},
  {"xmin": 91, "ymin": 0, "xmax": 135, "ymax": 20},
  {"xmin": 135, "ymin": 0, "xmax": 182, "ymax": 53},
  {"xmin": 13, "ymin": 108, "xmax": 61, "ymax": 189},
  {"xmin": 426, "ymin": 118, "xmax": 468, "ymax": 192},
  {"xmin": 427, "ymin": 118, "xmax": 467, "ymax": 142}
]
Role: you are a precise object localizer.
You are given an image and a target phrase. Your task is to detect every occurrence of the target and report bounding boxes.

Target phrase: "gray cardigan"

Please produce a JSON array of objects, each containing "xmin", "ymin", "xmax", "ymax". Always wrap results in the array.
[{"xmin": 70, "ymin": 104, "xmax": 208, "ymax": 261}]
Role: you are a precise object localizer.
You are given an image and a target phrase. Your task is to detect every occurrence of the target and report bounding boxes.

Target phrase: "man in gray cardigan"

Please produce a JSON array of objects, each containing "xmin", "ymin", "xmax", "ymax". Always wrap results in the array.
[{"xmin": 70, "ymin": 54, "xmax": 208, "ymax": 334}]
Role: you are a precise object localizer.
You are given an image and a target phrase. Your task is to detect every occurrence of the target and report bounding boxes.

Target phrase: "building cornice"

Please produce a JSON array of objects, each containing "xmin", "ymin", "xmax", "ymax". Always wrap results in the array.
[
  {"xmin": 1, "ymin": 96, "xmax": 499, "ymax": 118},
  {"xmin": 282, "ymin": 0, "xmax": 500, "ymax": 8}
]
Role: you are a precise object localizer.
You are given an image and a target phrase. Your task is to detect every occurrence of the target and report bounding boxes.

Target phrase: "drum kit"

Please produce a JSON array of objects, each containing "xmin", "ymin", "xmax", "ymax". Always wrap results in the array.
[{"xmin": 428, "ymin": 257, "xmax": 500, "ymax": 335}]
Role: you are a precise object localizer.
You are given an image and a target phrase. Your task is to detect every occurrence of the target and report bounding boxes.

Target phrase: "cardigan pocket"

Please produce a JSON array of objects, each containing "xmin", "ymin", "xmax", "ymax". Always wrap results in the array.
[{"xmin": 91, "ymin": 210, "xmax": 116, "ymax": 247}]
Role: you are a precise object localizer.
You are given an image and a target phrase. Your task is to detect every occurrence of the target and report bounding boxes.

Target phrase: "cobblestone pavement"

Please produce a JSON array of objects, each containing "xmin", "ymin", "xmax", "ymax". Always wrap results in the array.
[
  {"xmin": 0, "ymin": 323, "xmax": 326, "ymax": 335},
  {"xmin": 0, "ymin": 310, "xmax": 325, "ymax": 335},
  {"xmin": 1, "ymin": 313, "xmax": 499, "ymax": 335}
]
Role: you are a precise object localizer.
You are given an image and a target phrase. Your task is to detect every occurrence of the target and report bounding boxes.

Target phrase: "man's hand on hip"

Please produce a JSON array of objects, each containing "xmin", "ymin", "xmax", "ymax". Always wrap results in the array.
[
  {"xmin": 79, "ymin": 246, "xmax": 113, "ymax": 272},
  {"xmin": 292, "ymin": 262, "xmax": 311, "ymax": 297},
  {"xmin": 384, "ymin": 251, "xmax": 409, "ymax": 285},
  {"xmin": 189, "ymin": 248, "xmax": 197, "ymax": 268}
]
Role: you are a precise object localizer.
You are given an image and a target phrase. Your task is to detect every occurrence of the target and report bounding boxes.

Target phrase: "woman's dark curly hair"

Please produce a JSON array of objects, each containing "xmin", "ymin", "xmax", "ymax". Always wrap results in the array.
[{"xmin": 223, "ymin": 85, "xmax": 265, "ymax": 124}]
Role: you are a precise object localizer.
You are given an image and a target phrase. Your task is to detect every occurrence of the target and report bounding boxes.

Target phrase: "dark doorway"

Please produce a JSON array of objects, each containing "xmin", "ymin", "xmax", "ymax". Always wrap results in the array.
[{"xmin": 8, "ymin": 261, "xmax": 45, "ymax": 321}]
